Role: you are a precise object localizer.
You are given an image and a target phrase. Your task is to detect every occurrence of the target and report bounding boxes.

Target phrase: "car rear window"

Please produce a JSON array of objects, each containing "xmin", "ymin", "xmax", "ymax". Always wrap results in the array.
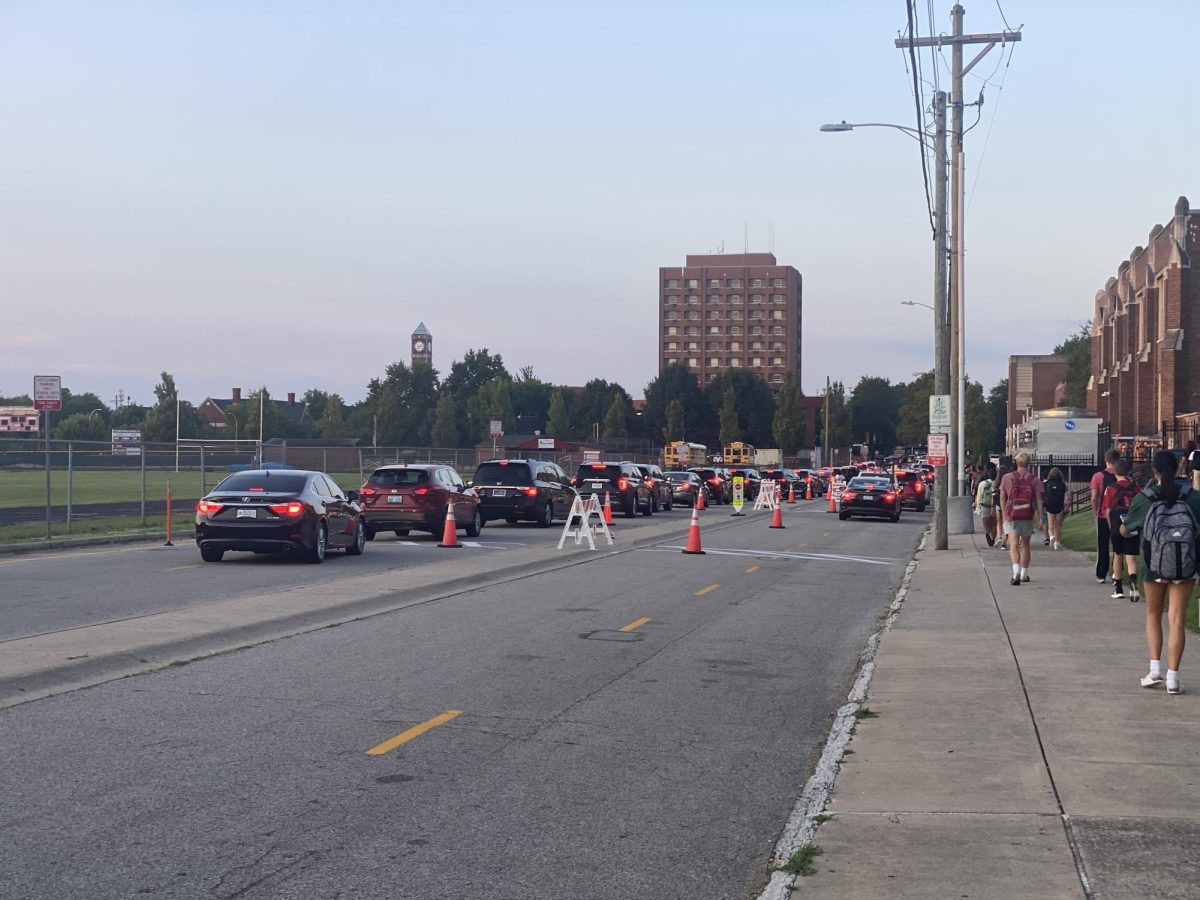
[
  {"xmin": 215, "ymin": 472, "xmax": 309, "ymax": 494},
  {"xmin": 897, "ymin": 472, "xmax": 920, "ymax": 483},
  {"xmin": 473, "ymin": 462, "xmax": 533, "ymax": 486},
  {"xmin": 664, "ymin": 471, "xmax": 696, "ymax": 481},
  {"xmin": 577, "ymin": 464, "xmax": 622, "ymax": 479},
  {"xmin": 368, "ymin": 468, "xmax": 430, "ymax": 487}
]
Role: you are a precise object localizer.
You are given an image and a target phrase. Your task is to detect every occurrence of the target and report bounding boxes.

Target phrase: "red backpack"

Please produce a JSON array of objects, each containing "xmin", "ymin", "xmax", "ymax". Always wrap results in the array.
[{"xmin": 1005, "ymin": 471, "xmax": 1037, "ymax": 521}]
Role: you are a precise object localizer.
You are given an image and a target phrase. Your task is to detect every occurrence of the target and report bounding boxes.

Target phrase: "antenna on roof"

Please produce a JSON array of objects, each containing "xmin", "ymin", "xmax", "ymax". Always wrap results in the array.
[
  {"xmin": 743, "ymin": 219, "xmax": 748, "ymax": 254},
  {"xmin": 769, "ymin": 219, "xmax": 775, "ymax": 254}
]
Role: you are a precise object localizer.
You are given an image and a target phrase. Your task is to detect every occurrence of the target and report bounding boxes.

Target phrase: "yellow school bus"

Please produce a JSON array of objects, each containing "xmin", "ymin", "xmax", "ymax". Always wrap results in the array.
[
  {"xmin": 664, "ymin": 441, "xmax": 707, "ymax": 469},
  {"xmin": 723, "ymin": 442, "xmax": 756, "ymax": 466}
]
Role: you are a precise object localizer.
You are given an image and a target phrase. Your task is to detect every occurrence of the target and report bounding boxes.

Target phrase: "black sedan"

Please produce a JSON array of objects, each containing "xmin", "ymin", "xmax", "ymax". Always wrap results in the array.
[
  {"xmin": 195, "ymin": 469, "xmax": 365, "ymax": 563},
  {"xmin": 838, "ymin": 476, "xmax": 902, "ymax": 523},
  {"xmin": 663, "ymin": 470, "xmax": 708, "ymax": 507}
]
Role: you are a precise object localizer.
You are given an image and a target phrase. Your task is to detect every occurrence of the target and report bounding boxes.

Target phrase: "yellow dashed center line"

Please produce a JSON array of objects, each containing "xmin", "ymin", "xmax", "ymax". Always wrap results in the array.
[
  {"xmin": 167, "ymin": 564, "xmax": 201, "ymax": 572},
  {"xmin": 695, "ymin": 583, "xmax": 720, "ymax": 596},
  {"xmin": 618, "ymin": 617, "xmax": 653, "ymax": 633},
  {"xmin": 744, "ymin": 565, "xmax": 759, "ymax": 574},
  {"xmin": 797, "ymin": 543, "xmax": 807, "ymax": 549},
  {"xmin": 822, "ymin": 531, "xmax": 832, "ymax": 537},
  {"xmin": 0, "ymin": 545, "xmax": 154, "ymax": 566},
  {"xmin": 367, "ymin": 710, "xmax": 463, "ymax": 756}
]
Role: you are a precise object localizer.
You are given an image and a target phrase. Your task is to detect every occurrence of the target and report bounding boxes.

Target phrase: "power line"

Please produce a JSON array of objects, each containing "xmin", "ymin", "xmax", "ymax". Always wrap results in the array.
[
  {"xmin": 994, "ymin": 0, "xmax": 1014, "ymax": 32},
  {"xmin": 967, "ymin": 38, "xmax": 1018, "ymax": 213},
  {"xmin": 905, "ymin": 0, "xmax": 936, "ymax": 236}
]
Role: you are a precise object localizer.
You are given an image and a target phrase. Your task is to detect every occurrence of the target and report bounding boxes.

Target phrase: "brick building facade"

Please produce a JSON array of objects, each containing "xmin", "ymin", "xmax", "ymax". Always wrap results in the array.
[
  {"xmin": 1088, "ymin": 197, "xmax": 1200, "ymax": 439},
  {"xmin": 1007, "ymin": 354, "xmax": 1068, "ymax": 428},
  {"xmin": 658, "ymin": 252, "xmax": 802, "ymax": 392}
]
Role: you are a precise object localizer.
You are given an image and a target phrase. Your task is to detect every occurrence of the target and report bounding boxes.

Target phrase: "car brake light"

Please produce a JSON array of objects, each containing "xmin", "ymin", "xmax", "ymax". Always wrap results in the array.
[
  {"xmin": 414, "ymin": 487, "xmax": 429, "ymax": 496},
  {"xmin": 842, "ymin": 491, "xmax": 858, "ymax": 501},
  {"xmin": 525, "ymin": 486, "xmax": 538, "ymax": 496},
  {"xmin": 884, "ymin": 493, "xmax": 897, "ymax": 502},
  {"xmin": 361, "ymin": 486, "xmax": 377, "ymax": 495},
  {"xmin": 681, "ymin": 483, "xmax": 692, "ymax": 490},
  {"xmin": 249, "ymin": 487, "xmax": 264, "ymax": 492},
  {"xmin": 618, "ymin": 477, "xmax": 628, "ymax": 491},
  {"xmin": 591, "ymin": 464, "xmax": 606, "ymax": 470},
  {"xmin": 197, "ymin": 500, "xmax": 223, "ymax": 515},
  {"xmin": 499, "ymin": 460, "xmax": 509, "ymax": 466},
  {"xmin": 269, "ymin": 501, "xmax": 305, "ymax": 517},
  {"xmin": 646, "ymin": 478, "xmax": 655, "ymax": 487},
  {"xmin": 916, "ymin": 483, "xmax": 925, "ymax": 492},
  {"xmin": 709, "ymin": 478, "xmax": 720, "ymax": 486}
]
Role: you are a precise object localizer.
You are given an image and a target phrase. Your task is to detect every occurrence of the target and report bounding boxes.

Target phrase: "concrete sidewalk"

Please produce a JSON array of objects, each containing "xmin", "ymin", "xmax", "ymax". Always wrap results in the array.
[{"xmin": 797, "ymin": 532, "xmax": 1200, "ymax": 899}]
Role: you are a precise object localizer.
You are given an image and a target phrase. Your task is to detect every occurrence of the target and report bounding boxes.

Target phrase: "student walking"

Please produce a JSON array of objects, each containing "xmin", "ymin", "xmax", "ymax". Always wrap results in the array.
[
  {"xmin": 992, "ymin": 457, "xmax": 1012, "ymax": 552},
  {"xmin": 999, "ymin": 452, "xmax": 1044, "ymax": 585},
  {"xmin": 1090, "ymin": 449, "xmax": 1120, "ymax": 583},
  {"xmin": 1187, "ymin": 440, "xmax": 1200, "ymax": 492},
  {"xmin": 1101, "ymin": 459, "xmax": 1140, "ymax": 601},
  {"xmin": 974, "ymin": 463, "xmax": 997, "ymax": 547},
  {"xmin": 1042, "ymin": 467, "xmax": 1067, "ymax": 549},
  {"xmin": 1120, "ymin": 451, "xmax": 1200, "ymax": 694}
]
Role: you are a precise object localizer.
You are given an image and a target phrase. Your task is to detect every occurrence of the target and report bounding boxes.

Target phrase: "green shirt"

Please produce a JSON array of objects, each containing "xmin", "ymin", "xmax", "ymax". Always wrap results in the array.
[{"xmin": 1122, "ymin": 482, "xmax": 1200, "ymax": 578}]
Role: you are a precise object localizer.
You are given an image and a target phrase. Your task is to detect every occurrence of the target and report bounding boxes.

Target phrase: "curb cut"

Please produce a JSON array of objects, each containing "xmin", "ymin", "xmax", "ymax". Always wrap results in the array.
[{"xmin": 756, "ymin": 528, "xmax": 927, "ymax": 899}]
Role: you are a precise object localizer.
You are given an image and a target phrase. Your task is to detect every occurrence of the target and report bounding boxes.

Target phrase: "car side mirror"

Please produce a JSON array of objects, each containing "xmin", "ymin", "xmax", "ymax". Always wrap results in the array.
[{"xmin": 346, "ymin": 490, "xmax": 359, "ymax": 503}]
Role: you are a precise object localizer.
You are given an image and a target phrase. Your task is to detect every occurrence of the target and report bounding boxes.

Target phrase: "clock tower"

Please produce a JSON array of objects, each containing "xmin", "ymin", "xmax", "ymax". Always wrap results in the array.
[{"xmin": 411, "ymin": 322, "xmax": 432, "ymax": 368}]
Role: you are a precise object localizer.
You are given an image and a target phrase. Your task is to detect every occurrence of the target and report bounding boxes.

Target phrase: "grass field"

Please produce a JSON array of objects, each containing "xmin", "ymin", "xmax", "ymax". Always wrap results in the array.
[
  {"xmin": 0, "ymin": 512, "xmax": 198, "ymax": 545},
  {"xmin": 1058, "ymin": 510, "xmax": 1199, "ymax": 634},
  {"xmin": 0, "ymin": 469, "xmax": 366, "ymax": 508}
]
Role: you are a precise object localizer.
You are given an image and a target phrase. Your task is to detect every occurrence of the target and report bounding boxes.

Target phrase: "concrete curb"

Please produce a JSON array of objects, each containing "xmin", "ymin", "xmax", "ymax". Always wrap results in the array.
[
  {"xmin": 0, "ymin": 508, "xmax": 764, "ymax": 709},
  {"xmin": 755, "ymin": 527, "xmax": 927, "ymax": 899}
]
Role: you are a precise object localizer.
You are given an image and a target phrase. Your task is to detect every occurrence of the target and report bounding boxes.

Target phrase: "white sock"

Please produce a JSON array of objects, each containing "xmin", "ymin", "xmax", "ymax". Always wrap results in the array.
[
  {"xmin": 1150, "ymin": 660, "xmax": 1162, "ymax": 678},
  {"xmin": 1019, "ymin": 567, "xmax": 1028, "ymax": 578},
  {"xmin": 1167, "ymin": 669, "xmax": 1180, "ymax": 687},
  {"xmin": 1013, "ymin": 563, "xmax": 1021, "ymax": 577}
]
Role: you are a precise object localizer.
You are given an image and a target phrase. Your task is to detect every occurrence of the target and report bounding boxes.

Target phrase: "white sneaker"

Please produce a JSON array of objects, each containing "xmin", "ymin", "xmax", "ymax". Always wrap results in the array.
[
  {"xmin": 1054, "ymin": 541, "xmax": 1062, "ymax": 550},
  {"xmin": 1111, "ymin": 588, "xmax": 1125, "ymax": 599},
  {"xmin": 1168, "ymin": 680, "xmax": 1183, "ymax": 695},
  {"xmin": 1140, "ymin": 673, "xmax": 1164, "ymax": 688}
]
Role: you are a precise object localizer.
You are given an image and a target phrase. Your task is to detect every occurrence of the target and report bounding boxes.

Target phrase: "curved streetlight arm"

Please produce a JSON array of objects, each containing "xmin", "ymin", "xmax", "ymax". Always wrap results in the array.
[
  {"xmin": 819, "ymin": 120, "xmax": 928, "ymax": 145},
  {"xmin": 901, "ymin": 300, "xmax": 935, "ymax": 310}
]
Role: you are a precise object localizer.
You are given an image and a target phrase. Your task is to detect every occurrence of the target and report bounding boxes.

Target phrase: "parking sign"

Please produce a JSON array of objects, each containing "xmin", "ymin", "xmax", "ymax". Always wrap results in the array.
[
  {"xmin": 927, "ymin": 433, "xmax": 948, "ymax": 466},
  {"xmin": 33, "ymin": 375, "xmax": 62, "ymax": 411}
]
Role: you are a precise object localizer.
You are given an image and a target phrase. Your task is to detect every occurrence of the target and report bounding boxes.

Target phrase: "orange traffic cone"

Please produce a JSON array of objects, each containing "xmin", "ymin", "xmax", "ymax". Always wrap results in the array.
[
  {"xmin": 787, "ymin": 482, "xmax": 796, "ymax": 504},
  {"xmin": 696, "ymin": 485, "xmax": 706, "ymax": 510},
  {"xmin": 603, "ymin": 491, "xmax": 615, "ymax": 526},
  {"xmin": 805, "ymin": 479, "xmax": 814, "ymax": 500},
  {"xmin": 437, "ymin": 501, "xmax": 461, "ymax": 548},
  {"xmin": 682, "ymin": 505, "xmax": 705, "ymax": 554},
  {"xmin": 770, "ymin": 503, "xmax": 785, "ymax": 529},
  {"xmin": 827, "ymin": 486, "xmax": 837, "ymax": 513}
]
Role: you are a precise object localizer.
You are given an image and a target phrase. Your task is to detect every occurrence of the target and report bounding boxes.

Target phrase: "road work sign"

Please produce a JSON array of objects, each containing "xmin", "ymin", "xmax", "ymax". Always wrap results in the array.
[
  {"xmin": 731, "ymin": 476, "xmax": 745, "ymax": 516},
  {"xmin": 557, "ymin": 493, "xmax": 613, "ymax": 551},
  {"xmin": 753, "ymin": 481, "xmax": 779, "ymax": 511}
]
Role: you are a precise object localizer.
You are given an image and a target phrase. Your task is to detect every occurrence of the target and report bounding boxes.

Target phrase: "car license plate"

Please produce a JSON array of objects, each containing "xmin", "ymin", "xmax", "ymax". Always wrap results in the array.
[
  {"xmin": 491, "ymin": 489, "xmax": 506, "ymax": 497},
  {"xmin": 387, "ymin": 495, "xmax": 403, "ymax": 504},
  {"xmin": 862, "ymin": 495, "xmax": 875, "ymax": 501},
  {"xmin": 237, "ymin": 508, "xmax": 256, "ymax": 518},
  {"xmin": 588, "ymin": 481, "xmax": 605, "ymax": 489}
]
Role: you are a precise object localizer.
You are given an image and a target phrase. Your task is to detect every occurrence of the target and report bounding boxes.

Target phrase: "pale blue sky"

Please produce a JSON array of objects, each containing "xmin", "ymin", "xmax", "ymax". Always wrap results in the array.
[{"xmin": 1, "ymin": 1, "xmax": 1195, "ymax": 407}]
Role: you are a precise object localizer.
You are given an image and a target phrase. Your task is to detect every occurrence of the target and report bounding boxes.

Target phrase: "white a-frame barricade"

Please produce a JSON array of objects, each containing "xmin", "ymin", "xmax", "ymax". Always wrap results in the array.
[
  {"xmin": 753, "ymin": 481, "xmax": 779, "ymax": 511},
  {"xmin": 557, "ymin": 493, "xmax": 614, "ymax": 550}
]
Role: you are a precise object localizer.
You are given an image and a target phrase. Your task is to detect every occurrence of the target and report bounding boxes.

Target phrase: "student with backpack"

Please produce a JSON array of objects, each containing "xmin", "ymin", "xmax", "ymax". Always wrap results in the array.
[
  {"xmin": 975, "ymin": 462, "xmax": 997, "ymax": 547},
  {"xmin": 1101, "ymin": 459, "xmax": 1140, "ymax": 601},
  {"xmin": 1120, "ymin": 450, "xmax": 1200, "ymax": 695},
  {"xmin": 1090, "ymin": 449, "xmax": 1120, "ymax": 583},
  {"xmin": 992, "ymin": 456, "xmax": 1013, "ymax": 553},
  {"xmin": 999, "ymin": 452, "xmax": 1044, "ymax": 585},
  {"xmin": 1042, "ymin": 467, "xmax": 1067, "ymax": 550}
]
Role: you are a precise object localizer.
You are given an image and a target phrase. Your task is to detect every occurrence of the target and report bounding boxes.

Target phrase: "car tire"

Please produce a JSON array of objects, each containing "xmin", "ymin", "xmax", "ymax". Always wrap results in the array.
[
  {"xmin": 538, "ymin": 501, "xmax": 554, "ymax": 528},
  {"xmin": 651, "ymin": 495, "xmax": 659, "ymax": 513},
  {"xmin": 838, "ymin": 512, "xmax": 850, "ymax": 521},
  {"xmin": 364, "ymin": 525, "xmax": 376, "ymax": 542},
  {"xmin": 346, "ymin": 519, "xmax": 366, "ymax": 555},
  {"xmin": 624, "ymin": 498, "xmax": 636, "ymax": 518},
  {"xmin": 394, "ymin": 529, "xmax": 410, "ymax": 537},
  {"xmin": 308, "ymin": 523, "xmax": 327, "ymax": 564},
  {"xmin": 664, "ymin": 496, "xmax": 672, "ymax": 512},
  {"xmin": 506, "ymin": 517, "xmax": 519, "ymax": 525},
  {"xmin": 917, "ymin": 502, "xmax": 926, "ymax": 512},
  {"xmin": 891, "ymin": 512, "xmax": 901, "ymax": 523},
  {"xmin": 466, "ymin": 508, "xmax": 482, "ymax": 537},
  {"xmin": 641, "ymin": 495, "xmax": 652, "ymax": 516},
  {"xmin": 200, "ymin": 547, "xmax": 224, "ymax": 563}
]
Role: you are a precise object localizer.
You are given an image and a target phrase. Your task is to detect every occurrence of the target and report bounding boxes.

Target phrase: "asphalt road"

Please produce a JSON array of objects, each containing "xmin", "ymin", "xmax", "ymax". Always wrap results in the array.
[{"xmin": 0, "ymin": 502, "xmax": 926, "ymax": 899}]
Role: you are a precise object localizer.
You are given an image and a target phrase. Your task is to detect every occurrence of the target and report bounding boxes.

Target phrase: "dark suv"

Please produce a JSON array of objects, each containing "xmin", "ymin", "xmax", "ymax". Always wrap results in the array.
[
  {"xmin": 472, "ymin": 459, "xmax": 577, "ymax": 526},
  {"xmin": 689, "ymin": 467, "xmax": 731, "ymax": 504},
  {"xmin": 633, "ymin": 463, "xmax": 673, "ymax": 512},
  {"xmin": 726, "ymin": 466, "xmax": 762, "ymax": 500},
  {"xmin": 573, "ymin": 461, "xmax": 652, "ymax": 518}
]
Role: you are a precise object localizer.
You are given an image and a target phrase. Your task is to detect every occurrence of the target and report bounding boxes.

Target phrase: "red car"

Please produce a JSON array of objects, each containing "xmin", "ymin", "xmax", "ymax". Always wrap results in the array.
[
  {"xmin": 895, "ymin": 470, "xmax": 929, "ymax": 511},
  {"xmin": 358, "ymin": 464, "xmax": 482, "ymax": 540}
]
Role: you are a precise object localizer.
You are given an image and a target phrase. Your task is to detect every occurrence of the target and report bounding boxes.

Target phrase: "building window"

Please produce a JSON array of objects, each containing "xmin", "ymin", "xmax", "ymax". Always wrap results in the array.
[
  {"xmin": 729, "ymin": 294, "xmax": 742, "ymax": 304},
  {"xmin": 729, "ymin": 326, "xmax": 742, "ymax": 336},
  {"xmin": 666, "ymin": 296, "xmax": 678, "ymax": 305},
  {"xmin": 707, "ymin": 294, "xmax": 721, "ymax": 304},
  {"xmin": 707, "ymin": 310, "xmax": 720, "ymax": 320},
  {"xmin": 771, "ymin": 278, "xmax": 784, "ymax": 288},
  {"xmin": 750, "ymin": 341, "xmax": 763, "ymax": 351},
  {"xmin": 772, "ymin": 309, "xmax": 784, "ymax": 320},
  {"xmin": 730, "ymin": 358, "xmax": 742, "ymax": 368},
  {"xmin": 771, "ymin": 357, "xmax": 783, "ymax": 366},
  {"xmin": 686, "ymin": 326, "xmax": 699, "ymax": 336},
  {"xmin": 687, "ymin": 358, "xmax": 699, "ymax": 368},
  {"xmin": 771, "ymin": 342, "xmax": 783, "ymax": 351},
  {"xmin": 750, "ymin": 310, "xmax": 763, "ymax": 320},
  {"xmin": 705, "ymin": 341, "xmax": 719, "ymax": 351},
  {"xmin": 665, "ymin": 311, "xmax": 678, "ymax": 320},
  {"xmin": 729, "ymin": 310, "xmax": 742, "ymax": 320},
  {"xmin": 751, "ymin": 278, "xmax": 763, "ymax": 288},
  {"xmin": 771, "ymin": 294, "xmax": 784, "ymax": 304},
  {"xmin": 749, "ymin": 326, "xmax": 762, "ymax": 336},
  {"xmin": 750, "ymin": 294, "xmax": 763, "ymax": 304},
  {"xmin": 707, "ymin": 357, "xmax": 719, "ymax": 367},
  {"xmin": 730, "ymin": 341, "xmax": 742, "ymax": 351},
  {"xmin": 685, "ymin": 279, "xmax": 699, "ymax": 289},
  {"xmin": 687, "ymin": 341, "xmax": 698, "ymax": 351},
  {"xmin": 666, "ymin": 326, "xmax": 678, "ymax": 335},
  {"xmin": 750, "ymin": 357, "xmax": 762, "ymax": 368},
  {"xmin": 728, "ymin": 278, "xmax": 742, "ymax": 288},
  {"xmin": 686, "ymin": 295, "xmax": 699, "ymax": 305},
  {"xmin": 666, "ymin": 279, "xmax": 679, "ymax": 288},
  {"xmin": 772, "ymin": 326, "xmax": 784, "ymax": 335},
  {"xmin": 686, "ymin": 310, "xmax": 699, "ymax": 320},
  {"xmin": 665, "ymin": 342, "xmax": 678, "ymax": 351},
  {"xmin": 707, "ymin": 279, "xmax": 719, "ymax": 288},
  {"xmin": 707, "ymin": 325, "xmax": 721, "ymax": 335},
  {"xmin": 771, "ymin": 373, "xmax": 783, "ymax": 383}
]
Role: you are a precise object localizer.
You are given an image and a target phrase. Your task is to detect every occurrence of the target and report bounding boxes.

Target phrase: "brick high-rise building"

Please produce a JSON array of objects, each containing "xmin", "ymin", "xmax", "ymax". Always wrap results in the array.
[
  {"xmin": 1007, "ymin": 354, "xmax": 1068, "ymax": 428},
  {"xmin": 1088, "ymin": 197, "xmax": 1200, "ymax": 440},
  {"xmin": 658, "ymin": 252, "xmax": 802, "ymax": 391}
]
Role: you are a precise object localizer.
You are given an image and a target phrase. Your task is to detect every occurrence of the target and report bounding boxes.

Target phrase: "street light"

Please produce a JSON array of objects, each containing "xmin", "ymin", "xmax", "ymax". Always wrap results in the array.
[
  {"xmin": 87, "ymin": 408, "xmax": 105, "ymax": 421},
  {"xmin": 821, "ymin": 97, "xmax": 952, "ymax": 550},
  {"xmin": 901, "ymin": 300, "xmax": 934, "ymax": 310}
]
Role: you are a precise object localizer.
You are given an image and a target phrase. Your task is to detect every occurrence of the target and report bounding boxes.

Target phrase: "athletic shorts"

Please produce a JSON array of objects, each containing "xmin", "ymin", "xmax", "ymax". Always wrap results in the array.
[
  {"xmin": 1111, "ymin": 533, "xmax": 1139, "ymax": 556},
  {"xmin": 1003, "ymin": 519, "xmax": 1034, "ymax": 538}
]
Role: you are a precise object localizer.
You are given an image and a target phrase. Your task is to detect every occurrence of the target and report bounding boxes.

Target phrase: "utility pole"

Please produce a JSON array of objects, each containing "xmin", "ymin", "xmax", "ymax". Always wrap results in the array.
[
  {"xmin": 823, "ymin": 375, "xmax": 831, "ymax": 465},
  {"xmin": 932, "ymin": 90, "xmax": 950, "ymax": 550},
  {"xmin": 897, "ymin": 5, "xmax": 1021, "ymax": 509}
]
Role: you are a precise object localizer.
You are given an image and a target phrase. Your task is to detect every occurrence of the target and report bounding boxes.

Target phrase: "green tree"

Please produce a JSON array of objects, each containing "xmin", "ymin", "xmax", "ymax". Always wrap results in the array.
[
  {"xmin": 366, "ymin": 360, "xmax": 440, "ymax": 445},
  {"xmin": 0, "ymin": 393, "xmax": 33, "ymax": 405},
  {"xmin": 111, "ymin": 404, "xmax": 149, "ymax": 430},
  {"xmin": 987, "ymin": 378, "xmax": 1008, "ymax": 454},
  {"xmin": 603, "ymin": 394, "xmax": 629, "ymax": 438},
  {"xmin": 718, "ymin": 388, "xmax": 741, "ymax": 444},
  {"xmin": 432, "ymin": 390, "xmax": 462, "ymax": 447},
  {"xmin": 140, "ymin": 372, "xmax": 205, "ymax": 442},
  {"xmin": 59, "ymin": 389, "xmax": 110, "ymax": 421},
  {"xmin": 772, "ymin": 374, "xmax": 806, "ymax": 454},
  {"xmin": 664, "ymin": 399, "xmax": 685, "ymax": 442},
  {"xmin": 1054, "ymin": 321, "xmax": 1092, "ymax": 408},
  {"xmin": 572, "ymin": 379, "xmax": 632, "ymax": 439},
  {"xmin": 896, "ymin": 371, "xmax": 935, "ymax": 446},
  {"xmin": 848, "ymin": 376, "xmax": 902, "ymax": 454},
  {"xmin": 545, "ymin": 388, "xmax": 571, "ymax": 439},
  {"xmin": 823, "ymin": 381, "xmax": 854, "ymax": 448},
  {"xmin": 964, "ymin": 378, "xmax": 992, "ymax": 463},
  {"xmin": 511, "ymin": 368, "xmax": 553, "ymax": 436},
  {"xmin": 53, "ymin": 412, "xmax": 109, "ymax": 442},
  {"xmin": 316, "ymin": 393, "xmax": 352, "ymax": 439},
  {"xmin": 643, "ymin": 364, "xmax": 712, "ymax": 444},
  {"xmin": 468, "ymin": 377, "xmax": 516, "ymax": 442},
  {"xmin": 708, "ymin": 372, "xmax": 776, "ymax": 446},
  {"xmin": 444, "ymin": 349, "xmax": 510, "ymax": 403}
]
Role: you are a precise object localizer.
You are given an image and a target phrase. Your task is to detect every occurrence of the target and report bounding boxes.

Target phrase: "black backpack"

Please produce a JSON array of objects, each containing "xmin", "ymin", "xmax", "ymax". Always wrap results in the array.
[
  {"xmin": 1107, "ymin": 480, "xmax": 1138, "ymax": 533},
  {"xmin": 1043, "ymin": 478, "xmax": 1066, "ymax": 511}
]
